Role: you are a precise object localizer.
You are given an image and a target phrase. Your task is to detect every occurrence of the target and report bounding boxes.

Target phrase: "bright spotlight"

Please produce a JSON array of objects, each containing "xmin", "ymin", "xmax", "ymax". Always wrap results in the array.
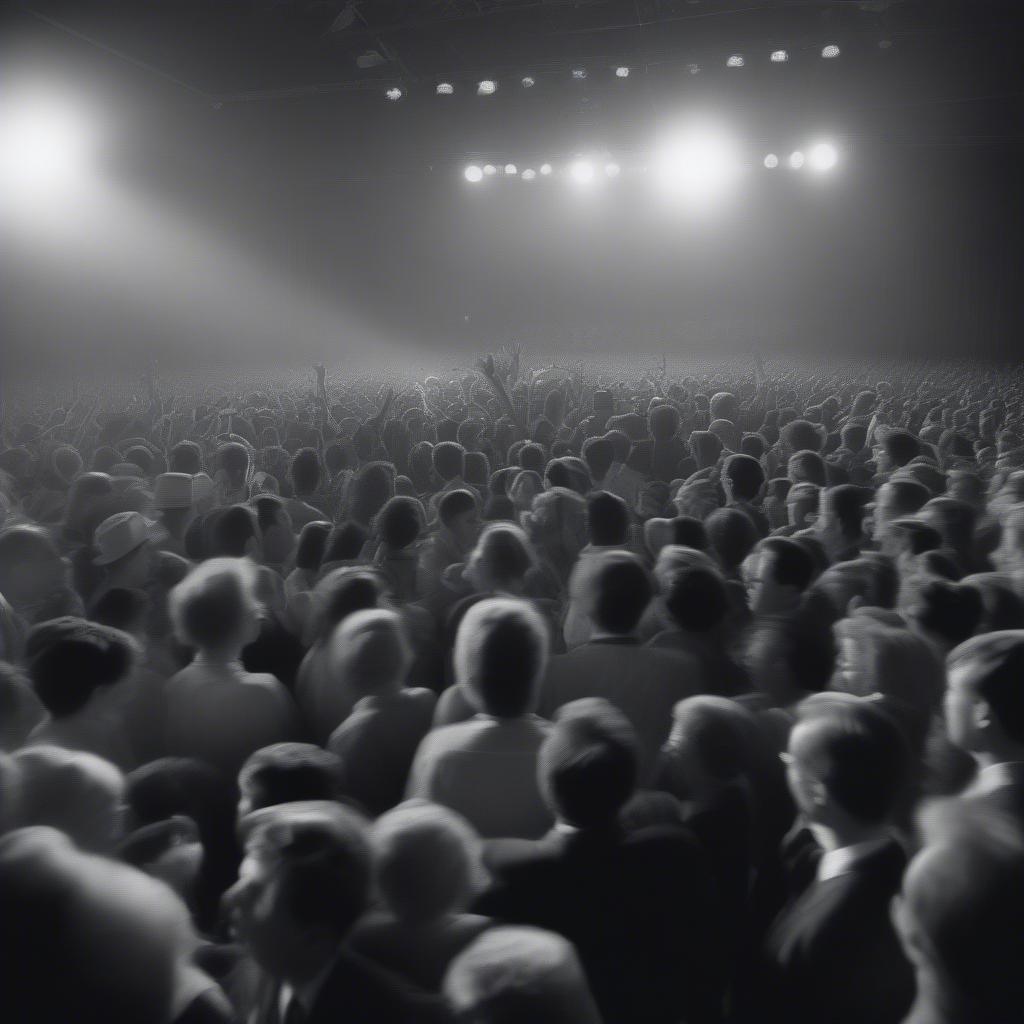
[
  {"xmin": 570, "ymin": 159, "xmax": 595, "ymax": 185},
  {"xmin": 385, "ymin": 86, "xmax": 403, "ymax": 101},
  {"xmin": 521, "ymin": 76, "xmax": 536, "ymax": 88},
  {"xmin": 539, "ymin": 163, "xmax": 553, "ymax": 176},
  {"xmin": 605, "ymin": 162, "xmax": 621, "ymax": 178},
  {"xmin": 764, "ymin": 153, "xmax": 779, "ymax": 169},
  {"xmin": 571, "ymin": 68, "xmax": 587, "ymax": 80},
  {"xmin": 464, "ymin": 164, "xmax": 483, "ymax": 183},
  {"xmin": 809, "ymin": 142, "xmax": 838, "ymax": 171},
  {"xmin": 504, "ymin": 163, "xmax": 518, "ymax": 176},
  {"xmin": 615, "ymin": 66, "xmax": 630, "ymax": 78},
  {"xmin": 477, "ymin": 80, "xmax": 497, "ymax": 95},
  {"xmin": 726, "ymin": 54, "xmax": 745, "ymax": 68},
  {"xmin": 788, "ymin": 150, "xmax": 805, "ymax": 170},
  {"xmin": 821, "ymin": 44, "xmax": 841, "ymax": 59},
  {"xmin": 522, "ymin": 168, "xmax": 537, "ymax": 181},
  {"xmin": 483, "ymin": 164, "xmax": 497, "ymax": 176},
  {"xmin": 770, "ymin": 49, "xmax": 789, "ymax": 63},
  {"xmin": 653, "ymin": 128, "xmax": 740, "ymax": 204},
  {"xmin": 436, "ymin": 82, "xmax": 454, "ymax": 96}
]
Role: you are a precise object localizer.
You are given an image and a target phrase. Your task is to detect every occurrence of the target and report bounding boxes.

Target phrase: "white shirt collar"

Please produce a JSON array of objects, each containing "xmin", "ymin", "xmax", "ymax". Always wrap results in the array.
[
  {"xmin": 278, "ymin": 952, "xmax": 339, "ymax": 1021},
  {"xmin": 970, "ymin": 761, "xmax": 1024, "ymax": 796},
  {"xmin": 816, "ymin": 835, "xmax": 892, "ymax": 883}
]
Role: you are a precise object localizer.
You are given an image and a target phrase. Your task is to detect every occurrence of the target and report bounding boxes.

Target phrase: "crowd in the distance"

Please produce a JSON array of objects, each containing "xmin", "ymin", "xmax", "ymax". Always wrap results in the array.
[{"xmin": 1, "ymin": 349, "xmax": 1023, "ymax": 1024}]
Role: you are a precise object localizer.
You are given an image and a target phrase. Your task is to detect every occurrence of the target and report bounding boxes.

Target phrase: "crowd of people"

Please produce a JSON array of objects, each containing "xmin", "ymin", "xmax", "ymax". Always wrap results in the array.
[{"xmin": 1, "ymin": 349, "xmax": 1023, "ymax": 1024}]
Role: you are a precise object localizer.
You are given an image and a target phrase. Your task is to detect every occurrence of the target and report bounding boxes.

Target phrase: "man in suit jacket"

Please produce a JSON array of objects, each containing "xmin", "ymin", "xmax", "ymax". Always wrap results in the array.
[
  {"xmin": 224, "ymin": 801, "xmax": 449, "ymax": 1024},
  {"xmin": 475, "ymin": 698, "xmax": 725, "ymax": 1024},
  {"xmin": 539, "ymin": 551, "xmax": 704, "ymax": 781},
  {"xmin": 945, "ymin": 630, "xmax": 1024, "ymax": 827},
  {"xmin": 754, "ymin": 696, "xmax": 915, "ymax": 1024}
]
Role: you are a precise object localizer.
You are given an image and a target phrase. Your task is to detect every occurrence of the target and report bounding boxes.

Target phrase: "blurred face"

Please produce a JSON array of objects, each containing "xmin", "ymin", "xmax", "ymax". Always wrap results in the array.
[
  {"xmin": 788, "ymin": 495, "xmax": 816, "ymax": 529},
  {"xmin": 449, "ymin": 507, "xmax": 481, "ymax": 554},
  {"xmin": 943, "ymin": 664, "xmax": 982, "ymax": 752},
  {"xmin": 745, "ymin": 550, "xmax": 792, "ymax": 617},
  {"xmin": 873, "ymin": 483, "xmax": 899, "ymax": 538},
  {"xmin": 744, "ymin": 628, "xmax": 789, "ymax": 702},
  {"xmin": 783, "ymin": 723, "xmax": 825, "ymax": 821},
  {"xmin": 834, "ymin": 636, "xmax": 865, "ymax": 692}
]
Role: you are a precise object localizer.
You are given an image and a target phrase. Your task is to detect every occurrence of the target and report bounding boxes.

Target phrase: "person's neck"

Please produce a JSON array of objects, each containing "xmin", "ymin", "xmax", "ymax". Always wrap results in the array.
[
  {"xmin": 195, "ymin": 646, "xmax": 245, "ymax": 668},
  {"xmin": 973, "ymin": 746, "xmax": 1024, "ymax": 772},
  {"xmin": 809, "ymin": 818, "xmax": 888, "ymax": 854},
  {"xmin": 903, "ymin": 971, "xmax": 974, "ymax": 1024}
]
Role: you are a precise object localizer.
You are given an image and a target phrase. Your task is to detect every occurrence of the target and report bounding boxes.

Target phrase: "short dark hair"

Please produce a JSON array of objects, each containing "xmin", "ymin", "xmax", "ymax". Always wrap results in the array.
[
  {"xmin": 433, "ymin": 442, "xmax": 466, "ymax": 482},
  {"xmin": 795, "ymin": 698, "xmax": 910, "ymax": 823},
  {"xmin": 290, "ymin": 448, "xmax": 321, "ymax": 496},
  {"xmin": 586, "ymin": 491, "xmax": 629, "ymax": 547},
  {"xmin": 170, "ymin": 559, "xmax": 260, "ymax": 652},
  {"xmin": 311, "ymin": 568, "xmax": 382, "ymax": 644},
  {"xmin": 473, "ymin": 525, "xmax": 534, "ymax": 588},
  {"xmin": 883, "ymin": 429, "xmax": 920, "ymax": 467},
  {"xmin": 209, "ymin": 505, "xmax": 257, "ymax": 557},
  {"xmin": 588, "ymin": 552, "xmax": 653, "ymax": 634},
  {"xmin": 664, "ymin": 566, "xmax": 731, "ymax": 633},
  {"xmin": 323, "ymin": 520, "xmax": 369, "ymax": 563},
  {"xmin": 26, "ymin": 617, "xmax": 138, "ymax": 718},
  {"xmin": 911, "ymin": 581, "xmax": 981, "ymax": 648},
  {"xmin": 519, "ymin": 443, "xmax": 545, "ymax": 475},
  {"xmin": 169, "ymin": 441, "xmax": 202, "ymax": 475},
  {"xmin": 239, "ymin": 743, "xmax": 344, "ymax": 809},
  {"xmin": 883, "ymin": 479, "xmax": 930, "ymax": 517},
  {"xmin": 748, "ymin": 612, "xmax": 836, "ymax": 693},
  {"xmin": 824, "ymin": 484, "xmax": 869, "ymax": 537},
  {"xmin": 88, "ymin": 587, "xmax": 149, "ymax": 635},
  {"xmin": 760, "ymin": 537, "xmax": 816, "ymax": 591},
  {"xmin": 782, "ymin": 420, "xmax": 823, "ymax": 454},
  {"xmin": 540, "ymin": 698, "xmax": 639, "ymax": 828},
  {"xmin": 947, "ymin": 631, "xmax": 1024, "ymax": 745},
  {"xmin": 889, "ymin": 519, "xmax": 942, "ymax": 556},
  {"xmin": 294, "ymin": 521, "xmax": 331, "ymax": 572},
  {"xmin": 375, "ymin": 496, "xmax": 423, "ymax": 551},
  {"xmin": 582, "ymin": 437, "xmax": 614, "ymax": 481},
  {"xmin": 723, "ymin": 453, "xmax": 765, "ymax": 502},
  {"xmin": 706, "ymin": 508, "xmax": 760, "ymax": 575},
  {"xmin": 438, "ymin": 489, "xmax": 477, "ymax": 529}
]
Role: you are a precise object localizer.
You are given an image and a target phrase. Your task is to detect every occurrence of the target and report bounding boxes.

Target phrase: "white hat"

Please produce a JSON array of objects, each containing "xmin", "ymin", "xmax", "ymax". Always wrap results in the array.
[
  {"xmin": 93, "ymin": 511, "xmax": 161, "ymax": 566},
  {"xmin": 153, "ymin": 473, "xmax": 194, "ymax": 511}
]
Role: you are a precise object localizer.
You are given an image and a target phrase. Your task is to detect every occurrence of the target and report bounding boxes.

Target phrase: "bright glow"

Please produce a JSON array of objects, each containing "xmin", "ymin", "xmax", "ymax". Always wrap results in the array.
[
  {"xmin": 522, "ymin": 169, "xmax": 537, "ymax": 181},
  {"xmin": 521, "ymin": 76, "xmax": 535, "ymax": 88},
  {"xmin": 385, "ymin": 86, "xmax": 403, "ymax": 101},
  {"xmin": 436, "ymin": 82, "xmax": 454, "ymax": 95},
  {"xmin": 770, "ymin": 49, "xmax": 789, "ymax": 63},
  {"xmin": 570, "ymin": 160, "xmax": 595, "ymax": 185},
  {"xmin": 789, "ymin": 150, "xmax": 805, "ymax": 170},
  {"xmin": 504, "ymin": 164, "xmax": 518, "ymax": 176},
  {"xmin": 764, "ymin": 153, "xmax": 779, "ymax": 169},
  {"xmin": 477, "ymin": 80, "xmax": 497, "ymax": 95},
  {"xmin": 809, "ymin": 143, "xmax": 838, "ymax": 171},
  {"xmin": 822, "ymin": 44, "xmax": 841, "ymax": 59},
  {"xmin": 483, "ymin": 164, "xmax": 497, "ymax": 176},
  {"xmin": 615, "ymin": 66, "xmax": 630, "ymax": 78},
  {"xmin": 726, "ymin": 54, "xmax": 745, "ymax": 68},
  {"xmin": 539, "ymin": 163, "xmax": 553, "ymax": 176},
  {"xmin": 653, "ymin": 127, "xmax": 741, "ymax": 204},
  {"xmin": 464, "ymin": 164, "xmax": 483, "ymax": 183},
  {"xmin": 572, "ymin": 68, "xmax": 587, "ymax": 80},
  {"xmin": 605, "ymin": 162, "xmax": 621, "ymax": 178},
  {"xmin": 0, "ymin": 91, "xmax": 95, "ymax": 204},
  {"xmin": 687, "ymin": 64, "xmax": 701, "ymax": 75}
]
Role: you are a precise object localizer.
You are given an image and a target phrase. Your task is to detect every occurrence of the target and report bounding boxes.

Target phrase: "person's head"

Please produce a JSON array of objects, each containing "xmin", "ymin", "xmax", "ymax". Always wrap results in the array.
[
  {"xmin": 25, "ymin": 617, "xmax": 138, "ymax": 720},
  {"xmin": 722, "ymin": 453, "xmax": 765, "ymax": 504},
  {"xmin": 745, "ymin": 537, "xmax": 816, "ymax": 617},
  {"xmin": 374, "ymin": 495, "xmax": 424, "ymax": 552},
  {"xmin": 237, "ymin": 743, "xmax": 345, "ymax": 819},
  {"xmin": 508, "ymin": 469, "xmax": 543, "ymax": 513},
  {"xmin": 882, "ymin": 428, "xmax": 920, "ymax": 470},
  {"xmin": 872, "ymin": 478, "xmax": 930, "ymax": 542},
  {"xmin": 663, "ymin": 564, "xmax": 731, "ymax": 634},
  {"xmin": 706, "ymin": 508, "xmax": 761, "ymax": 578},
  {"xmin": 439, "ymin": 489, "xmax": 481, "ymax": 554},
  {"xmin": 539, "ymin": 698, "xmax": 638, "ymax": 829},
  {"xmin": 308, "ymin": 567, "xmax": 382, "ymax": 645},
  {"xmin": 689, "ymin": 430, "xmax": 723, "ymax": 470},
  {"xmin": 327, "ymin": 607, "xmax": 411, "ymax": 700},
  {"xmin": 907, "ymin": 579, "xmax": 983, "ymax": 653},
  {"xmin": 787, "ymin": 450, "xmax": 827, "ymax": 487},
  {"xmin": 434, "ymin": 441, "xmax": 467, "ymax": 483},
  {"xmin": 88, "ymin": 586, "xmax": 150, "ymax": 642},
  {"xmin": 808, "ymin": 556, "xmax": 898, "ymax": 621},
  {"xmin": 226, "ymin": 802, "xmax": 372, "ymax": 979},
  {"xmin": 917, "ymin": 497, "xmax": 977, "ymax": 557},
  {"xmin": 371, "ymin": 801, "xmax": 483, "ymax": 924},
  {"xmin": 945, "ymin": 631, "xmax": 1024, "ymax": 762},
  {"xmin": 217, "ymin": 442, "xmax": 250, "ymax": 485},
  {"xmin": 840, "ymin": 422, "xmax": 867, "ymax": 453},
  {"xmin": 169, "ymin": 440, "xmax": 202, "ymax": 475},
  {"xmin": 10, "ymin": 746, "xmax": 125, "ymax": 852},
  {"xmin": 208, "ymin": 504, "xmax": 258, "ymax": 559},
  {"xmin": 962, "ymin": 572, "xmax": 1024, "ymax": 634},
  {"xmin": 466, "ymin": 522, "xmax": 536, "ymax": 593},
  {"xmin": 0, "ymin": 524, "xmax": 68, "ymax": 610},
  {"xmin": 169, "ymin": 558, "xmax": 262, "ymax": 656},
  {"xmin": 586, "ymin": 490, "xmax": 629, "ymax": 547},
  {"xmin": 815, "ymin": 484, "xmax": 869, "ymax": 548},
  {"xmin": 709, "ymin": 391, "xmax": 739, "ymax": 423},
  {"xmin": 445, "ymin": 926, "xmax": 602, "ymax": 1024},
  {"xmin": 786, "ymin": 482, "xmax": 820, "ymax": 530},
  {"xmin": 454, "ymin": 598, "xmax": 549, "ymax": 718},
  {"xmin": 740, "ymin": 433, "xmax": 766, "ymax": 460},
  {"xmin": 744, "ymin": 612, "xmax": 836, "ymax": 704},
  {"xmin": 322, "ymin": 520, "xmax": 369, "ymax": 564},
  {"xmin": 782, "ymin": 419, "xmax": 824, "ymax": 455},
  {"xmin": 349, "ymin": 462, "xmax": 396, "ymax": 527},
  {"xmin": 289, "ymin": 448, "xmax": 320, "ymax": 497},
  {"xmin": 579, "ymin": 550, "xmax": 652, "ymax": 636},
  {"xmin": 294, "ymin": 520, "xmax": 332, "ymax": 573},
  {"xmin": 784, "ymin": 697, "xmax": 909, "ymax": 831},
  {"xmin": 581, "ymin": 436, "xmax": 614, "ymax": 482}
]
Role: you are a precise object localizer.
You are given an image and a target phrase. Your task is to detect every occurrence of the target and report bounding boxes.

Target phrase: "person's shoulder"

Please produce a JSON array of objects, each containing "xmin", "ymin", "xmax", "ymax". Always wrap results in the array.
[{"xmin": 325, "ymin": 949, "xmax": 451, "ymax": 1022}]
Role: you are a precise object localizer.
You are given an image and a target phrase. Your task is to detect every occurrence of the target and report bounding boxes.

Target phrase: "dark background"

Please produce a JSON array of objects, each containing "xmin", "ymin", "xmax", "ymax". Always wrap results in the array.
[{"xmin": 3, "ymin": 0, "xmax": 1023, "ymax": 375}]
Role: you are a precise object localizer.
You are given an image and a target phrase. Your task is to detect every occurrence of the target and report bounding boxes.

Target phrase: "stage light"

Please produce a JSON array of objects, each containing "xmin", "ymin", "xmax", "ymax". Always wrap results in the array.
[
  {"xmin": 809, "ymin": 142, "xmax": 838, "ymax": 171},
  {"xmin": 522, "ymin": 168, "xmax": 537, "ymax": 181},
  {"xmin": 477, "ymin": 80, "xmax": 497, "ymax": 95},
  {"xmin": 385, "ymin": 86, "xmax": 403, "ymax": 101},
  {"xmin": 605, "ymin": 162, "xmax": 621, "ymax": 178},
  {"xmin": 764, "ymin": 153, "xmax": 779, "ymax": 169},
  {"xmin": 788, "ymin": 150, "xmax": 805, "ymax": 170},
  {"xmin": 726, "ymin": 54, "xmax": 745, "ymax": 68},
  {"xmin": 539, "ymin": 163, "xmax": 553, "ymax": 176},
  {"xmin": 505, "ymin": 164, "xmax": 518, "ymax": 176},
  {"xmin": 572, "ymin": 68, "xmax": 587, "ymax": 80},
  {"xmin": 570, "ymin": 159, "xmax": 595, "ymax": 185},
  {"xmin": 770, "ymin": 49, "xmax": 789, "ymax": 63},
  {"xmin": 436, "ymin": 82, "xmax": 454, "ymax": 95},
  {"xmin": 653, "ymin": 127, "xmax": 740, "ymax": 204},
  {"xmin": 821, "ymin": 44, "xmax": 841, "ymax": 59},
  {"xmin": 521, "ymin": 76, "xmax": 536, "ymax": 88},
  {"xmin": 687, "ymin": 64, "xmax": 701, "ymax": 75},
  {"xmin": 615, "ymin": 66, "xmax": 630, "ymax": 78},
  {"xmin": 464, "ymin": 164, "xmax": 483, "ymax": 183},
  {"xmin": 483, "ymin": 164, "xmax": 497, "ymax": 176}
]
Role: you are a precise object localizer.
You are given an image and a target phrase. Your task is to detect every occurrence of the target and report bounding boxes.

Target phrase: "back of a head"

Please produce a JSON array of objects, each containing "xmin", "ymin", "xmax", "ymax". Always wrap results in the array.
[
  {"xmin": 724, "ymin": 453, "xmax": 765, "ymax": 502},
  {"xmin": 584, "ymin": 550, "xmax": 652, "ymax": 634},
  {"xmin": 664, "ymin": 564, "xmax": 731, "ymax": 633},
  {"xmin": 169, "ymin": 557, "xmax": 259, "ymax": 653},
  {"xmin": 169, "ymin": 441, "xmax": 202, "ymax": 475},
  {"xmin": 709, "ymin": 392, "xmax": 739, "ymax": 424},
  {"xmin": 586, "ymin": 490, "xmax": 629, "ymax": 547},
  {"xmin": 328, "ymin": 607, "xmax": 410, "ymax": 697},
  {"xmin": 910, "ymin": 580, "xmax": 982, "ymax": 649},
  {"xmin": 439, "ymin": 488, "xmax": 477, "ymax": 530},
  {"xmin": 470, "ymin": 523, "xmax": 535, "ymax": 590},
  {"xmin": 209, "ymin": 504, "xmax": 257, "ymax": 558},
  {"xmin": 782, "ymin": 419, "xmax": 824, "ymax": 454},
  {"xmin": 670, "ymin": 695, "xmax": 757, "ymax": 782},
  {"xmin": 884, "ymin": 429, "xmax": 920, "ymax": 468},
  {"xmin": 218, "ymin": 442, "xmax": 250, "ymax": 481},
  {"xmin": 294, "ymin": 520, "xmax": 332, "ymax": 573},
  {"xmin": 238, "ymin": 742, "xmax": 344, "ymax": 814},
  {"xmin": 581, "ymin": 436, "xmax": 614, "ymax": 482},
  {"xmin": 311, "ymin": 567, "xmax": 382, "ymax": 643},
  {"xmin": 946, "ymin": 630, "xmax": 1024, "ymax": 747},
  {"xmin": 290, "ymin": 447, "xmax": 321, "ymax": 496},
  {"xmin": 445, "ymin": 926, "xmax": 601, "ymax": 1024},
  {"xmin": 519, "ymin": 443, "xmax": 545, "ymax": 475},
  {"xmin": 539, "ymin": 698, "xmax": 639, "ymax": 829},
  {"xmin": 434, "ymin": 441, "xmax": 467, "ymax": 482},
  {"xmin": 885, "ymin": 478, "xmax": 931, "ymax": 518},
  {"xmin": 0, "ymin": 524, "xmax": 59, "ymax": 593},
  {"xmin": 88, "ymin": 587, "xmax": 150, "ymax": 636},
  {"xmin": 375, "ymin": 495, "xmax": 424, "ymax": 551},
  {"xmin": 454, "ymin": 598, "xmax": 549, "ymax": 718},
  {"xmin": 323, "ymin": 520, "xmax": 370, "ymax": 563},
  {"xmin": 706, "ymin": 507, "xmax": 760, "ymax": 574},
  {"xmin": 788, "ymin": 450, "xmax": 827, "ymax": 486}
]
